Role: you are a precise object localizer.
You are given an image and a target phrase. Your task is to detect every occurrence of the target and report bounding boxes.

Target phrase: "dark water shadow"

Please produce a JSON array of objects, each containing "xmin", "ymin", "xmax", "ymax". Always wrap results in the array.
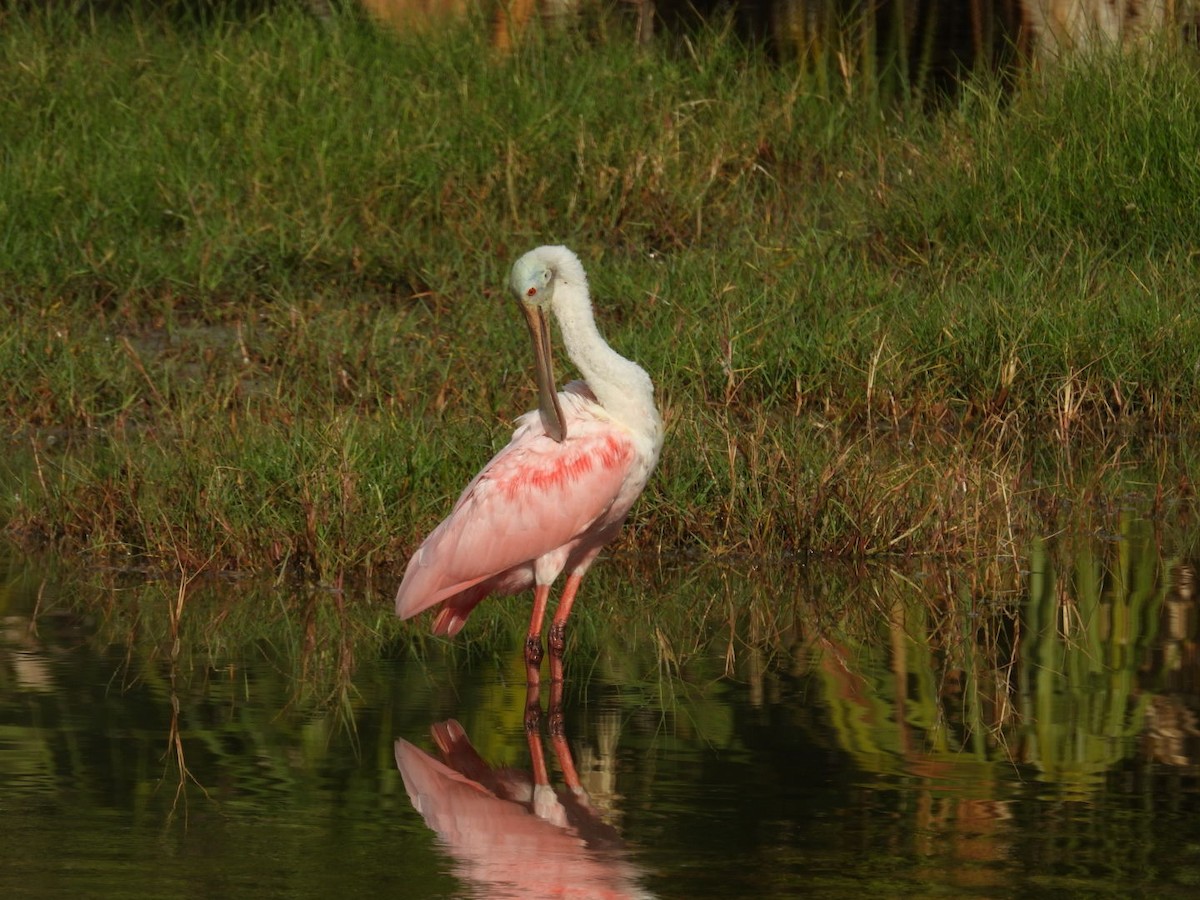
[{"xmin": 3, "ymin": 515, "xmax": 1200, "ymax": 896}]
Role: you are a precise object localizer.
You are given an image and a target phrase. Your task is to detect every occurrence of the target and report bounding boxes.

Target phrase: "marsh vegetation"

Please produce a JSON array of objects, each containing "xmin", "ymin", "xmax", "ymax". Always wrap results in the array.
[
  {"xmin": 2, "ymin": 4, "xmax": 1199, "ymax": 610},
  {"xmin": 4, "ymin": 9, "xmax": 1200, "ymax": 893}
]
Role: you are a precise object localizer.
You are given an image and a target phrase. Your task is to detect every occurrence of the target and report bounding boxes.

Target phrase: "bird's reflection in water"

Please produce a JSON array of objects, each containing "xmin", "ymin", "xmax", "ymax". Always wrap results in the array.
[{"xmin": 396, "ymin": 680, "xmax": 651, "ymax": 899}]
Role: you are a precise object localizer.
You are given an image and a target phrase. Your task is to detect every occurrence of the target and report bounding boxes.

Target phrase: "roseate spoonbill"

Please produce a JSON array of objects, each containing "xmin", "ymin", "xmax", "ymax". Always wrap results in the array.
[{"xmin": 395, "ymin": 245, "xmax": 663, "ymax": 683}]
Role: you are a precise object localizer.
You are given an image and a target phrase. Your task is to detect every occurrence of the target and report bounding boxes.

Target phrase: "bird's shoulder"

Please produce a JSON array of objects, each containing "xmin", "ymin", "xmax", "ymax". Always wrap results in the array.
[
  {"xmin": 486, "ymin": 423, "xmax": 634, "ymax": 492},
  {"xmin": 452, "ymin": 410, "xmax": 634, "ymax": 514}
]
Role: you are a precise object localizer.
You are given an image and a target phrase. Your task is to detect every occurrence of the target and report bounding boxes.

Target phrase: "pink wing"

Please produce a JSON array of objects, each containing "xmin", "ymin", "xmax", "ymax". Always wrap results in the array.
[{"xmin": 395, "ymin": 420, "xmax": 635, "ymax": 624}]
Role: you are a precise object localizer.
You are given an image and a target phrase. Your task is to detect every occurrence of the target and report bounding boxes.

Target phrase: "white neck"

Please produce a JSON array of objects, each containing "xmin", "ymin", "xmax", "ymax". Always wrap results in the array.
[{"xmin": 544, "ymin": 249, "xmax": 660, "ymax": 439}]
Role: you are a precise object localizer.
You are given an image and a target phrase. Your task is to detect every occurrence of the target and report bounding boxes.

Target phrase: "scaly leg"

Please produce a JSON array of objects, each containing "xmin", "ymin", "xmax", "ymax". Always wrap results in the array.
[
  {"xmin": 526, "ymin": 582, "xmax": 551, "ymax": 686},
  {"xmin": 547, "ymin": 677, "xmax": 581, "ymax": 792},
  {"xmin": 524, "ymin": 679, "xmax": 549, "ymax": 789},
  {"xmin": 548, "ymin": 573, "xmax": 583, "ymax": 683}
]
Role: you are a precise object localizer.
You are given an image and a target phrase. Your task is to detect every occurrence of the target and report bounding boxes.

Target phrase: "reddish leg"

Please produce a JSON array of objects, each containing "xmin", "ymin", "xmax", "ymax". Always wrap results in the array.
[
  {"xmin": 525, "ymin": 678, "xmax": 565, "ymax": 825},
  {"xmin": 525, "ymin": 583, "xmax": 551, "ymax": 686},
  {"xmin": 548, "ymin": 573, "xmax": 583, "ymax": 683},
  {"xmin": 524, "ymin": 680, "xmax": 550, "ymax": 788},
  {"xmin": 547, "ymin": 677, "xmax": 581, "ymax": 792}
]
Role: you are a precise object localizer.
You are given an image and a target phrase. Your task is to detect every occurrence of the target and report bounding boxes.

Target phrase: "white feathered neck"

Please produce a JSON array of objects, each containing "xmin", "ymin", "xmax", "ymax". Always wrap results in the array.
[{"xmin": 536, "ymin": 246, "xmax": 661, "ymax": 442}]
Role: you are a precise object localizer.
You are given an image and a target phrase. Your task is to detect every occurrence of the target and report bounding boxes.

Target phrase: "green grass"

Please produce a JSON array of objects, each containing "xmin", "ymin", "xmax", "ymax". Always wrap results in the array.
[{"xmin": 2, "ymin": 5, "xmax": 1200, "ymax": 588}]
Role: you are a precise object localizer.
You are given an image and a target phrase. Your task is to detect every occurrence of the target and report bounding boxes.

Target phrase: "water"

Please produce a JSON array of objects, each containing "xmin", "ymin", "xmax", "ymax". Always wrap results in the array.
[{"xmin": 3, "ymin": 521, "xmax": 1200, "ymax": 898}]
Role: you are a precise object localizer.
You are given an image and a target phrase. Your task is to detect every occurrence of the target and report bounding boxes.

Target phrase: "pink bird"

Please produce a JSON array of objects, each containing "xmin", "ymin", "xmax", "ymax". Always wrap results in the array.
[{"xmin": 395, "ymin": 245, "xmax": 663, "ymax": 683}]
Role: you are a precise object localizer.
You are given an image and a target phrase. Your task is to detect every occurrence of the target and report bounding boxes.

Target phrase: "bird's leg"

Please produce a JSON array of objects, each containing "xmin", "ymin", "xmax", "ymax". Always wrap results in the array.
[
  {"xmin": 525, "ymin": 583, "xmax": 551, "ymax": 686},
  {"xmin": 524, "ymin": 679, "xmax": 543, "ymax": 738},
  {"xmin": 547, "ymin": 676, "xmax": 581, "ymax": 792},
  {"xmin": 548, "ymin": 573, "xmax": 583, "ymax": 683},
  {"xmin": 524, "ymin": 679, "xmax": 551, "ymax": 790},
  {"xmin": 548, "ymin": 638, "xmax": 566, "ymax": 684},
  {"xmin": 548, "ymin": 676, "xmax": 565, "ymax": 736}
]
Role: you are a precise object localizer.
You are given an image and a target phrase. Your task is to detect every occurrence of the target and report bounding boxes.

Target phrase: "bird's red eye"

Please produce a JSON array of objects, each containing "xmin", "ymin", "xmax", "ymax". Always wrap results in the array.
[{"xmin": 526, "ymin": 287, "xmax": 537, "ymax": 297}]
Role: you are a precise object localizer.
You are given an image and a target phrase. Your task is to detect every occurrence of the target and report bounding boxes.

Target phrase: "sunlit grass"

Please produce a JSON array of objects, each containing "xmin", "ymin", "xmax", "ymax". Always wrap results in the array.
[{"xmin": 2, "ymin": 5, "xmax": 1200, "ymax": 587}]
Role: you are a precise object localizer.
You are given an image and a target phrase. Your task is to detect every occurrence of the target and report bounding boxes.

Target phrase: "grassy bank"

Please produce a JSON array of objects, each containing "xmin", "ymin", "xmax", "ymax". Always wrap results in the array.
[{"xmin": 3, "ymin": 5, "xmax": 1200, "ymax": 589}]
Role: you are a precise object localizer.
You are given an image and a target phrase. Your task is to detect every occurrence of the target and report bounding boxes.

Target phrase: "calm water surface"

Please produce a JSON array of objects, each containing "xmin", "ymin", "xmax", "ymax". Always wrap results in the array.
[{"xmin": 2, "ymin": 521, "xmax": 1200, "ymax": 898}]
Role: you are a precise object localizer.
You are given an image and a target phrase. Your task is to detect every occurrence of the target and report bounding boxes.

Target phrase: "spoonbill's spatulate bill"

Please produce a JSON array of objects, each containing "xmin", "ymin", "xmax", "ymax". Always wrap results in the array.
[{"xmin": 395, "ymin": 246, "xmax": 663, "ymax": 683}]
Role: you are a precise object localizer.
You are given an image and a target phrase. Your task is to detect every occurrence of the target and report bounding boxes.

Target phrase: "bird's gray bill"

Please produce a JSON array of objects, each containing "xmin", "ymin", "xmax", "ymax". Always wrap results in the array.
[{"xmin": 522, "ymin": 305, "xmax": 567, "ymax": 442}]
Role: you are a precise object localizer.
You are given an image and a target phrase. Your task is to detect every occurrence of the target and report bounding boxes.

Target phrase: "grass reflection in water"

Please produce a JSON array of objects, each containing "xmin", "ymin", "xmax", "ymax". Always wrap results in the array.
[{"xmin": 2, "ymin": 519, "xmax": 1200, "ymax": 896}]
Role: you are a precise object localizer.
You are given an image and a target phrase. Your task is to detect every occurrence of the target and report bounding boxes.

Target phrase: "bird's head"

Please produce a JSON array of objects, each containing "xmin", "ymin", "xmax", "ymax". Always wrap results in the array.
[
  {"xmin": 509, "ymin": 253, "xmax": 556, "ymax": 311},
  {"xmin": 509, "ymin": 248, "xmax": 568, "ymax": 443}
]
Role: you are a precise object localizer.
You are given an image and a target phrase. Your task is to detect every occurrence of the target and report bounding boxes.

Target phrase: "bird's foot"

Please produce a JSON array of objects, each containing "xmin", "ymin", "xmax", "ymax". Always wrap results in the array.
[
  {"xmin": 548, "ymin": 622, "xmax": 567, "ymax": 657},
  {"xmin": 525, "ymin": 635, "xmax": 544, "ymax": 667},
  {"xmin": 524, "ymin": 684, "xmax": 543, "ymax": 733},
  {"xmin": 525, "ymin": 635, "xmax": 544, "ymax": 686}
]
